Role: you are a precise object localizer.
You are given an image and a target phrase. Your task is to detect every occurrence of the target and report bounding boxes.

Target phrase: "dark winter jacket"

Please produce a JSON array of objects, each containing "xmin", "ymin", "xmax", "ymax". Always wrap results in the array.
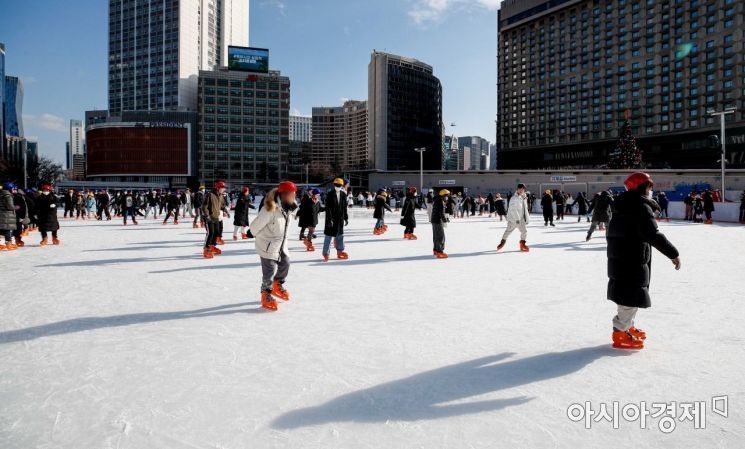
[
  {"xmin": 591, "ymin": 192, "xmax": 613, "ymax": 223},
  {"xmin": 430, "ymin": 196, "xmax": 448, "ymax": 224},
  {"xmin": 400, "ymin": 194, "xmax": 417, "ymax": 228},
  {"xmin": 194, "ymin": 190, "xmax": 206, "ymax": 208},
  {"xmin": 540, "ymin": 193, "xmax": 553, "ymax": 213},
  {"xmin": 13, "ymin": 192, "xmax": 29, "ymax": 223},
  {"xmin": 233, "ymin": 192, "xmax": 255, "ymax": 227},
  {"xmin": 703, "ymin": 192, "xmax": 715, "ymax": 212},
  {"xmin": 323, "ymin": 189, "xmax": 348, "ymax": 236},
  {"xmin": 373, "ymin": 194, "xmax": 392, "ymax": 219},
  {"xmin": 35, "ymin": 193, "xmax": 60, "ymax": 232},
  {"xmin": 297, "ymin": 194, "xmax": 322, "ymax": 228},
  {"xmin": 166, "ymin": 193, "xmax": 181, "ymax": 210},
  {"xmin": 495, "ymin": 198, "xmax": 507, "ymax": 216},
  {"xmin": 576, "ymin": 194, "xmax": 589, "ymax": 215},
  {"xmin": 0, "ymin": 189, "xmax": 17, "ymax": 230},
  {"xmin": 606, "ymin": 191, "xmax": 679, "ymax": 308}
]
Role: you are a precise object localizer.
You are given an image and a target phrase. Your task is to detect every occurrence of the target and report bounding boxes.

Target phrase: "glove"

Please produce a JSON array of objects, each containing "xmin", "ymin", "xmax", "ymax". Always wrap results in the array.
[
  {"xmin": 672, "ymin": 257, "xmax": 681, "ymax": 270},
  {"xmin": 246, "ymin": 229, "xmax": 254, "ymax": 239},
  {"xmin": 50, "ymin": 204, "xmax": 56, "ymax": 208},
  {"xmin": 344, "ymin": 219, "xmax": 349, "ymax": 226}
]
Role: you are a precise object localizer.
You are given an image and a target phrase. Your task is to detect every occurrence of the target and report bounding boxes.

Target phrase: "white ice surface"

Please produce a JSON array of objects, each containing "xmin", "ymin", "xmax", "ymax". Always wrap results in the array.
[{"xmin": 1, "ymin": 209, "xmax": 743, "ymax": 448}]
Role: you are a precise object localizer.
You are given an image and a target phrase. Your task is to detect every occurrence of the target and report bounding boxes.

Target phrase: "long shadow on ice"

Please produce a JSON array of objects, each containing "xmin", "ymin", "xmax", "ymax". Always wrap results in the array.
[
  {"xmin": 0, "ymin": 302, "xmax": 263, "ymax": 344},
  {"xmin": 272, "ymin": 344, "xmax": 626, "ymax": 428}
]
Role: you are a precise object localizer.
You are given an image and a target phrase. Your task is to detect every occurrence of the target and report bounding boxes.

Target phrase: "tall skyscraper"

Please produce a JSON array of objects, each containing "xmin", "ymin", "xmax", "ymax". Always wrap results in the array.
[
  {"xmin": 311, "ymin": 100, "xmax": 368, "ymax": 176},
  {"xmin": 69, "ymin": 119, "xmax": 86, "ymax": 179},
  {"xmin": 368, "ymin": 51, "xmax": 443, "ymax": 171},
  {"xmin": 289, "ymin": 115, "xmax": 312, "ymax": 142},
  {"xmin": 0, "ymin": 43, "xmax": 5, "ymax": 154},
  {"xmin": 457, "ymin": 136, "xmax": 490, "ymax": 170},
  {"xmin": 108, "ymin": 0, "xmax": 249, "ymax": 115},
  {"xmin": 497, "ymin": 0, "xmax": 745, "ymax": 169},
  {"xmin": 4, "ymin": 76, "xmax": 23, "ymax": 138}
]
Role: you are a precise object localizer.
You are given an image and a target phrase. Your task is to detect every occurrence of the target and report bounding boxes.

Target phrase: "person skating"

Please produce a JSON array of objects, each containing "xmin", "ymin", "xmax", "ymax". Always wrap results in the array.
[
  {"xmin": 247, "ymin": 181, "xmax": 298, "ymax": 311},
  {"xmin": 75, "ymin": 192, "xmax": 86, "ymax": 220},
  {"xmin": 193, "ymin": 185, "xmax": 206, "ymax": 228},
  {"xmin": 683, "ymin": 192, "xmax": 694, "ymax": 221},
  {"xmin": 541, "ymin": 189, "xmax": 555, "ymax": 226},
  {"xmin": 97, "ymin": 190, "xmax": 112, "ymax": 220},
  {"xmin": 575, "ymin": 192, "xmax": 590, "ymax": 223},
  {"xmin": 430, "ymin": 189, "xmax": 449, "ymax": 258},
  {"xmin": 739, "ymin": 190, "xmax": 745, "ymax": 224},
  {"xmin": 321, "ymin": 178, "xmax": 349, "ymax": 261},
  {"xmin": 232, "ymin": 186, "xmax": 255, "ymax": 240},
  {"xmin": 586, "ymin": 191, "xmax": 613, "ymax": 241},
  {"xmin": 703, "ymin": 190, "xmax": 715, "ymax": 224},
  {"xmin": 63, "ymin": 189, "xmax": 75, "ymax": 218},
  {"xmin": 201, "ymin": 181, "xmax": 228, "ymax": 258},
  {"xmin": 373, "ymin": 189, "xmax": 392, "ymax": 235},
  {"xmin": 554, "ymin": 191, "xmax": 565, "ymax": 221},
  {"xmin": 656, "ymin": 192, "xmax": 669, "ymax": 221},
  {"xmin": 607, "ymin": 172, "xmax": 681, "ymax": 349},
  {"xmin": 497, "ymin": 184, "xmax": 530, "ymax": 252},
  {"xmin": 297, "ymin": 188, "xmax": 323, "ymax": 251},
  {"xmin": 35, "ymin": 185, "xmax": 61, "ymax": 246},
  {"xmin": 11, "ymin": 185, "xmax": 30, "ymax": 247},
  {"xmin": 494, "ymin": 193, "xmax": 507, "ymax": 221},
  {"xmin": 122, "ymin": 191, "xmax": 139, "ymax": 225},
  {"xmin": 163, "ymin": 191, "xmax": 181, "ymax": 225},
  {"xmin": 400, "ymin": 186, "xmax": 419, "ymax": 240},
  {"xmin": 0, "ymin": 183, "xmax": 18, "ymax": 251}
]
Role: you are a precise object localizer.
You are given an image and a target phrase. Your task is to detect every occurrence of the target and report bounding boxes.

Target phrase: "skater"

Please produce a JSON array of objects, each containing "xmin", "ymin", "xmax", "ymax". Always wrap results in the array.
[
  {"xmin": 692, "ymin": 194, "xmax": 704, "ymax": 223},
  {"xmin": 247, "ymin": 181, "xmax": 298, "ymax": 311},
  {"xmin": 497, "ymin": 183, "xmax": 530, "ymax": 252},
  {"xmin": 656, "ymin": 192, "xmax": 669, "ymax": 221},
  {"xmin": 575, "ymin": 192, "xmax": 590, "ymax": 223},
  {"xmin": 163, "ymin": 191, "xmax": 181, "ymax": 225},
  {"xmin": 400, "ymin": 186, "xmax": 419, "ymax": 240},
  {"xmin": 373, "ymin": 189, "xmax": 392, "ymax": 235},
  {"xmin": 0, "ymin": 182, "xmax": 18, "ymax": 251},
  {"xmin": 740, "ymin": 190, "xmax": 745, "ymax": 224},
  {"xmin": 122, "ymin": 191, "xmax": 139, "ymax": 225},
  {"xmin": 683, "ymin": 192, "xmax": 694, "ymax": 221},
  {"xmin": 586, "ymin": 191, "xmax": 613, "ymax": 241},
  {"xmin": 494, "ymin": 193, "xmax": 507, "ymax": 221},
  {"xmin": 144, "ymin": 190, "xmax": 159, "ymax": 219},
  {"xmin": 232, "ymin": 186, "xmax": 255, "ymax": 240},
  {"xmin": 193, "ymin": 185, "xmax": 206, "ymax": 228},
  {"xmin": 321, "ymin": 178, "xmax": 349, "ymax": 261},
  {"xmin": 541, "ymin": 189, "xmax": 555, "ymax": 226},
  {"xmin": 63, "ymin": 189, "xmax": 75, "ymax": 218},
  {"xmin": 297, "ymin": 188, "xmax": 322, "ymax": 251},
  {"xmin": 554, "ymin": 190, "xmax": 565, "ymax": 221},
  {"xmin": 201, "ymin": 181, "xmax": 228, "ymax": 258},
  {"xmin": 430, "ymin": 189, "xmax": 449, "ymax": 258},
  {"xmin": 607, "ymin": 172, "xmax": 681, "ymax": 349},
  {"xmin": 703, "ymin": 190, "xmax": 715, "ymax": 224},
  {"xmin": 97, "ymin": 190, "xmax": 112, "ymax": 220},
  {"xmin": 11, "ymin": 185, "xmax": 30, "ymax": 247},
  {"xmin": 35, "ymin": 185, "xmax": 61, "ymax": 246},
  {"xmin": 75, "ymin": 192, "xmax": 86, "ymax": 220}
]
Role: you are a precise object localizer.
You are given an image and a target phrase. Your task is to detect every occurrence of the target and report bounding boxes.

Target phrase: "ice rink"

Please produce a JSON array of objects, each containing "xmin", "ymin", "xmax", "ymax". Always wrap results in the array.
[{"xmin": 1, "ymin": 208, "xmax": 743, "ymax": 448}]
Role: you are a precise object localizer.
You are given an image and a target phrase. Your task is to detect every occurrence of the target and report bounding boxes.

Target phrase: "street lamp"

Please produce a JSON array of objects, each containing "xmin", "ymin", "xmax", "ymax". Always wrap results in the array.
[
  {"xmin": 414, "ymin": 147, "xmax": 426, "ymax": 193},
  {"xmin": 707, "ymin": 106, "xmax": 737, "ymax": 200}
]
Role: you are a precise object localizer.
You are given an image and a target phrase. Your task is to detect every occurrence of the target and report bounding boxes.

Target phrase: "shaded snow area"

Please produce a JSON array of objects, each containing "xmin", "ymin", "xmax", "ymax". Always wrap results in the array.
[{"xmin": 1, "ymin": 209, "xmax": 743, "ymax": 448}]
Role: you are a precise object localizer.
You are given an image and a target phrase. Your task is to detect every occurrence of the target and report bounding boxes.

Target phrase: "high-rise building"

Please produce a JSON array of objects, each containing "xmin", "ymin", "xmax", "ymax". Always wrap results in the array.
[
  {"xmin": 68, "ymin": 119, "xmax": 85, "ymax": 179},
  {"xmin": 4, "ymin": 76, "xmax": 23, "ymax": 138},
  {"xmin": 489, "ymin": 143, "xmax": 497, "ymax": 170},
  {"xmin": 311, "ymin": 100, "xmax": 368, "ymax": 177},
  {"xmin": 289, "ymin": 115, "xmax": 312, "ymax": 142},
  {"xmin": 458, "ymin": 136, "xmax": 490, "ymax": 170},
  {"xmin": 496, "ymin": 0, "xmax": 745, "ymax": 169},
  {"xmin": 108, "ymin": 0, "xmax": 249, "ymax": 115},
  {"xmin": 443, "ymin": 135, "xmax": 459, "ymax": 170},
  {"xmin": 368, "ymin": 51, "xmax": 443, "ymax": 171},
  {"xmin": 197, "ymin": 68, "xmax": 290, "ymax": 185}
]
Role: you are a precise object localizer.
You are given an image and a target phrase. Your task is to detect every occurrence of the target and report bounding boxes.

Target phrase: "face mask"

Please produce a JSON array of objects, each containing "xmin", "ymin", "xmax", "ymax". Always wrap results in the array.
[
  {"xmin": 334, "ymin": 186, "xmax": 342, "ymax": 192},
  {"xmin": 648, "ymin": 190, "xmax": 654, "ymax": 199},
  {"xmin": 42, "ymin": 191, "xmax": 50, "ymax": 195}
]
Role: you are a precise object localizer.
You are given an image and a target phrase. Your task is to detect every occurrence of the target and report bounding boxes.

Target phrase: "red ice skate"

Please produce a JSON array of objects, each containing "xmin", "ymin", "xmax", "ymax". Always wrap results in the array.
[
  {"xmin": 261, "ymin": 291, "xmax": 278, "ymax": 311},
  {"xmin": 203, "ymin": 247, "xmax": 214, "ymax": 259},
  {"xmin": 52, "ymin": 238, "xmax": 61, "ymax": 245},
  {"xmin": 434, "ymin": 251, "xmax": 448, "ymax": 259},
  {"xmin": 271, "ymin": 280, "xmax": 290, "ymax": 301},
  {"xmin": 628, "ymin": 326, "xmax": 647, "ymax": 340},
  {"xmin": 519, "ymin": 240, "xmax": 530, "ymax": 252},
  {"xmin": 216, "ymin": 237, "xmax": 225, "ymax": 245},
  {"xmin": 211, "ymin": 245, "xmax": 222, "ymax": 255},
  {"xmin": 612, "ymin": 330, "xmax": 644, "ymax": 349},
  {"xmin": 337, "ymin": 251, "xmax": 349, "ymax": 260},
  {"xmin": 497, "ymin": 239, "xmax": 506, "ymax": 251}
]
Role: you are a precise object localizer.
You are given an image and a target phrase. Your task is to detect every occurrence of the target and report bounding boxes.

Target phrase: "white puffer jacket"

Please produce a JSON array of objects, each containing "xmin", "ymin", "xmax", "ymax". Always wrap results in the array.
[
  {"xmin": 506, "ymin": 192, "xmax": 530, "ymax": 224},
  {"xmin": 249, "ymin": 190, "xmax": 296, "ymax": 260}
]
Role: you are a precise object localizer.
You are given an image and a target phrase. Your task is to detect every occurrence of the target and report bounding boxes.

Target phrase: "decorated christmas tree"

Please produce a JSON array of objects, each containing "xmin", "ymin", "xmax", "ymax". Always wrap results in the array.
[{"xmin": 608, "ymin": 110, "xmax": 643, "ymax": 169}]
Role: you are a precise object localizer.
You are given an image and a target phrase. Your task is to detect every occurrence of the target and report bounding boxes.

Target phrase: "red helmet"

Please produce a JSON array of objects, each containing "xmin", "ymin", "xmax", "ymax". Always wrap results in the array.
[
  {"xmin": 624, "ymin": 172, "xmax": 653, "ymax": 191},
  {"xmin": 277, "ymin": 181, "xmax": 297, "ymax": 194},
  {"xmin": 241, "ymin": 186, "xmax": 250, "ymax": 194},
  {"xmin": 41, "ymin": 184, "xmax": 53, "ymax": 192},
  {"xmin": 408, "ymin": 186, "xmax": 418, "ymax": 193},
  {"xmin": 214, "ymin": 180, "xmax": 226, "ymax": 189}
]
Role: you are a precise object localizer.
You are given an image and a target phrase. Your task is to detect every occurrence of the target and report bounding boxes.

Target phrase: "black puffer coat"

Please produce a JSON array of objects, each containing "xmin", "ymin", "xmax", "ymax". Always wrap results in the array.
[
  {"xmin": 297, "ymin": 194, "xmax": 322, "ymax": 228},
  {"xmin": 591, "ymin": 192, "xmax": 613, "ymax": 223},
  {"xmin": 0, "ymin": 190, "xmax": 17, "ymax": 230},
  {"xmin": 606, "ymin": 191, "xmax": 679, "ymax": 308},
  {"xmin": 399, "ymin": 194, "xmax": 417, "ymax": 228},
  {"xmin": 35, "ymin": 193, "xmax": 60, "ymax": 232},
  {"xmin": 233, "ymin": 192, "xmax": 255, "ymax": 227}
]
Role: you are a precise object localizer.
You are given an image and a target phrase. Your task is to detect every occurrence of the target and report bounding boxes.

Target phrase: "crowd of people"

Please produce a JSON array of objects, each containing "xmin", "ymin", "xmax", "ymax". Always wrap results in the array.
[{"xmin": 6, "ymin": 174, "xmax": 745, "ymax": 350}]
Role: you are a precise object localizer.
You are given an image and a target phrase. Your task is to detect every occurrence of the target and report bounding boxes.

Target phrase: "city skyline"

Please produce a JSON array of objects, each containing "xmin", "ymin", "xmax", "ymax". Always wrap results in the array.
[{"xmin": 0, "ymin": 0, "xmax": 500, "ymax": 166}]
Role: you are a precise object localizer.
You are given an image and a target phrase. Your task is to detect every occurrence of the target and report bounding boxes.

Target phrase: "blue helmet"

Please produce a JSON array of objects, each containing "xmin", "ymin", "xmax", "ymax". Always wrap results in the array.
[
  {"xmin": 310, "ymin": 188, "xmax": 321, "ymax": 195},
  {"xmin": 3, "ymin": 182, "xmax": 17, "ymax": 190}
]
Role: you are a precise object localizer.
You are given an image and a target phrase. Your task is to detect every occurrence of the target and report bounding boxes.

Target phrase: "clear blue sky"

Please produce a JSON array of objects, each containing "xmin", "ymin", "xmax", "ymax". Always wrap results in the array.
[{"xmin": 1, "ymin": 0, "xmax": 499, "ymax": 165}]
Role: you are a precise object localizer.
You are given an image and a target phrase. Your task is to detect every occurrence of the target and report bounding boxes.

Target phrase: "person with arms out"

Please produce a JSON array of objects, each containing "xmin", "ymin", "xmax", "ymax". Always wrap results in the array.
[{"xmin": 498, "ymin": 184, "xmax": 530, "ymax": 252}]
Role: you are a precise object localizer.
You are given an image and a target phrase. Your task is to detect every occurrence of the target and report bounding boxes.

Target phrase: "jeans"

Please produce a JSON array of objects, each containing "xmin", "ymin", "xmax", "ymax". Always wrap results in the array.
[
  {"xmin": 322, "ymin": 234, "xmax": 345, "ymax": 255},
  {"xmin": 432, "ymin": 223, "xmax": 445, "ymax": 252}
]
